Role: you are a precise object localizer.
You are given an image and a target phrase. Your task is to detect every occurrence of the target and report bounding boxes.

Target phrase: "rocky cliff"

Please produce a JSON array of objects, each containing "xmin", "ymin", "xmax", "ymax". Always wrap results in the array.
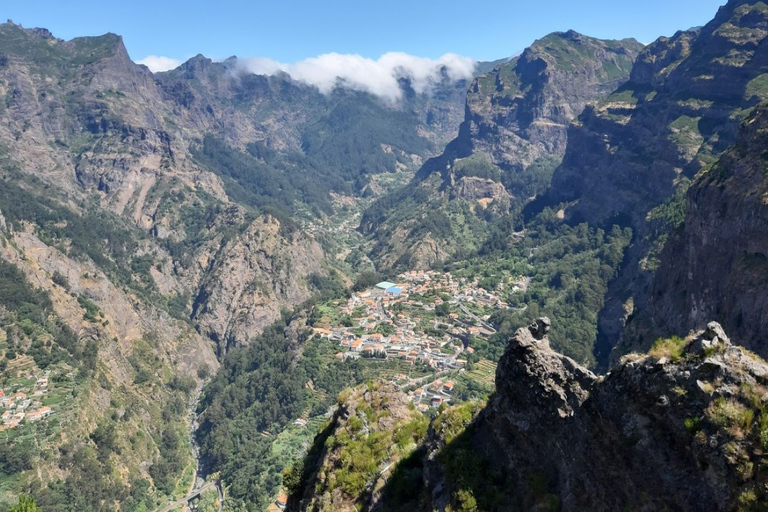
[
  {"xmin": 440, "ymin": 318, "xmax": 768, "ymax": 511},
  {"xmin": 287, "ymin": 382, "xmax": 429, "ymax": 512},
  {"xmin": 548, "ymin": 0, "xmax": 768, "ymax": 225},
  {"xmin": 296, "ymin": 320, "xmax": 768, "ymax": 511},
  {"xmin": 634, "ymin": 103, "xmax": 768, "ymax": 358},
  {"xmin": 539, "ymin": 0, "xmax": 768, "ymax": 362},
  {"xmin": 361, "ymin": 32, "xmax": 643, "ymax": 269}
]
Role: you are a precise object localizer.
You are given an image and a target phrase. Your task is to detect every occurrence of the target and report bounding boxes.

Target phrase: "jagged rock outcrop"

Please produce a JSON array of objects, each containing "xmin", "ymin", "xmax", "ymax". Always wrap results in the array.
[
  {"xmin": 409, "ymin": 319, "xmax": 768, "ymax": 511},
  {"xmin": 362, "ymin": 32, "xmax": 643, "ymax": 269},
  {"xmin": 639, "ymin": 103, "xmax": 768, "ymax": 357}
]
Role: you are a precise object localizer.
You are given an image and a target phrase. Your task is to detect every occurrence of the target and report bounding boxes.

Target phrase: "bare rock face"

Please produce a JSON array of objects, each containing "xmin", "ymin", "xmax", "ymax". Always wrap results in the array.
[
  {"xmin": 414, "ymin": 319, "xmax": 768, "ymax": 511},
  {"xmin": 191, "ymin": 215, "xmax": 327, "ymax": 354},
  {"xmin": 491, "ymin": 318, "xmax": 596, "ymax": 426},
  {"xmin": 646, "ymin": 104, "xmax": 768, "ymax": 357}
]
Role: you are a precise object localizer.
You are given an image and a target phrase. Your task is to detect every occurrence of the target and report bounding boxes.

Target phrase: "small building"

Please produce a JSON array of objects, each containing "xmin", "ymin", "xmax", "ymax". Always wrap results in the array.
[
  {"xmin": 275, "ymin": 491, "xmax": 288, "ymax": 510},
  {"xmin": 443, "ymin": 382, "xmax": 455, "ymax": 394},
  {"xmin": 385, "ymin": 286, "xmax": 402, "ymax": 296}
]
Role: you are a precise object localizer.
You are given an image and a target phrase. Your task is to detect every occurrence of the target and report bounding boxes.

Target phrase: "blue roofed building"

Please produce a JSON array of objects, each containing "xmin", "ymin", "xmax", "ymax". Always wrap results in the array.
[{"xmin": 385, "ymin": 286, "xmax": 402, "ymax": 296}]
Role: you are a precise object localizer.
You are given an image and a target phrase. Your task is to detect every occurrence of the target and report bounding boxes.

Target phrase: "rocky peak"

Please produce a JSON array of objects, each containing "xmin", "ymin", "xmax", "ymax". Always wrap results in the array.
[
  {"xmin": 493, "ymin": 317, "xmax": 596, "ymax": 424},
  {"xmin": 173, "ymin": 53, "xmax": 218, "ymax": 77},
  {"xmin": 460, "ymin": 319, "xmax": 768, "ymax": 510},
  {"xmin": 361, "ymin": 33, "xmax": 643, "ymax": 270}
]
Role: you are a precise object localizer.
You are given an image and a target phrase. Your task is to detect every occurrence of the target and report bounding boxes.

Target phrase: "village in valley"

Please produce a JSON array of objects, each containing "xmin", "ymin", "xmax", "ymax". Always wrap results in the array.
[
  {"xmin": 0, "ymin": 370, "xmax": 54, "ymax": 430},
  {"xmin": 311, "ymin": 269, "xmax": 528, "ymax": 410}
]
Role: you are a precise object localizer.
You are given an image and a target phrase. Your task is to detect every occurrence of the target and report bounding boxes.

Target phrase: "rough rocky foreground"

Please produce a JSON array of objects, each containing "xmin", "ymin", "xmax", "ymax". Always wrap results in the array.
[
  {"xmin": 429, "ymin": 318, "xmax": 768, "ymax": 511},
  {"xmin": 289, "ymin": 318, "xmax": 768, "ymax": 511}
]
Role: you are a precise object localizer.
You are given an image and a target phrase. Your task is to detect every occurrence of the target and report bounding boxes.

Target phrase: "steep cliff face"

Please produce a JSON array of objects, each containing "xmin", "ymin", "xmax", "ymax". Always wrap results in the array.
[
  {"xmin": 191, "ymin": 215, "xmax": 327, "ymax": 355},
  {"xmin": 455, "ymin": 31, "xmax": 642, "ymax": 181},
  {"xmin": 361, "ymin": 32, "xmax": 643, "ymax": 269},
  {"xmin": 639, "ymin": 104, "xmax": 768, "ymax": 357},
  {"xmin": 539, "ymin": 0, "xmax": 768, "ymax": 363},
  {"xmin": 466, "ymin": 319, "xmax": 768, "ymax": 511},
  {"xmin": 548, "ymin": 0, "xmax": 768, "ymax": 225}
]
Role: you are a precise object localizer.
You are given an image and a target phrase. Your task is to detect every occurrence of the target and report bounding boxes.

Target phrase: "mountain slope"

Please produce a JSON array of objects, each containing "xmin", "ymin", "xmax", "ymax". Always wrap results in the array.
[
  {"xmin": 360, "ymin": 32, "xmax": 643, "ymax": 269},
  {"xmin": 548, "ymin": 0, "xmax": 768, "ymax": 224},
  {"xmin": 535, "ymin": 0, "xmax": 768, "ymax": 363},
  {"xmin": 0, "ymin": 20, "xmax": 487, "ymax": 508}
]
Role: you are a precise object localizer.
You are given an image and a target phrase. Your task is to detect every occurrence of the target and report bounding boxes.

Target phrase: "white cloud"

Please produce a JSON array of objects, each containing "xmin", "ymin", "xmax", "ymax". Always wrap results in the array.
[
  {"xmin": 135, "ymin": 55, "xmax": 183, "ymax": 73},
  {"xmin": 237, "ymin": 52, "xmax": 476, "ymax": 102}
]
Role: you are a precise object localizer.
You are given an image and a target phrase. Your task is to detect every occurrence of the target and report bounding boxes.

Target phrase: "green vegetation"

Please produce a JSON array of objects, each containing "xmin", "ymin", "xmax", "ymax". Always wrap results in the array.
[
  {"xmin": 667, "ymin": 115, "xmax": 704, "ymax": 153},
  {"xmin": 192, "ymin": 135, "xmax": 337, "ymax": 219},
  {"xmin": 434, "ymin": 402, "xmax": 508, "ymax": 512},
  {"xmin": 0, "ymin": 24, "xmax": 120, "ymax": 76},
  {"xmin": 649, "ymin": 336, "xmax": 688, "ymax": 362},
  {"xmin": 197, "ymin": 313, "xmax": 433, "ymax": 509},
  {"xmin": 192, "ymin": 92, "xmax": 434, "ymax": 222},
  {"xmin": 320, "ymin": 385, "xmax": 429, "ymax": 501},
  {"xmin": 644, "ymin": 178, "xmax": 691, "ymax": 271},
  {"xmin": 453, "ymin": 153, "xmax": 502, "ymax": 182},
  {"xmin": 468, "ymin": 210, "xmax": 633, "ymax": 367},
  {"xmin": 9, "ymin": 495, "xmax": 41, "ymax": 512},
  {"xmin": 746, "ymin": 74, "xmax": 768, "ymax": 101}
]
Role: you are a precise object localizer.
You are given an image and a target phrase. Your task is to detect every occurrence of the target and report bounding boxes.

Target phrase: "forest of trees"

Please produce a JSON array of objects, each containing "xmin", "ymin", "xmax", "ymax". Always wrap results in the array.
[{"xmin": 473, "ymin": 210, "xmax": 633, "ymax": 366}]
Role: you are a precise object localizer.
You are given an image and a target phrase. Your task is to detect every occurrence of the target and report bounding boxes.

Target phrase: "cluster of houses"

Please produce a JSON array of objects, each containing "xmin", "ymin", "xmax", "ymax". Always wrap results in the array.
[
  {"xmin": 0, "ymin": 372, "xmax": 54, "ymax": 430},
  {"xmin": 407, "ymin": 377, "xmax": 456, "ymax": 411},
  {"xmin": 314, "ymin": 270, "xmax": 518, "ymax": 370}
]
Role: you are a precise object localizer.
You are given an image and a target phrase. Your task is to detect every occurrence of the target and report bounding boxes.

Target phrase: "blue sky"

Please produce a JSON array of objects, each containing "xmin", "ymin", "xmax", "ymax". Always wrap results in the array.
[{"xmin": 5, "ymin": 0, "xmax": 727, "ymax": 66}]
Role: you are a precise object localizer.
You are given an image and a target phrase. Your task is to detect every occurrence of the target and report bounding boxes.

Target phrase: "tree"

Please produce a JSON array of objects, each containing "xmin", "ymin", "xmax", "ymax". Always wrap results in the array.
[{"xmin": 10, "ymin": 495, "xmax": 42, "ymax": 512}]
